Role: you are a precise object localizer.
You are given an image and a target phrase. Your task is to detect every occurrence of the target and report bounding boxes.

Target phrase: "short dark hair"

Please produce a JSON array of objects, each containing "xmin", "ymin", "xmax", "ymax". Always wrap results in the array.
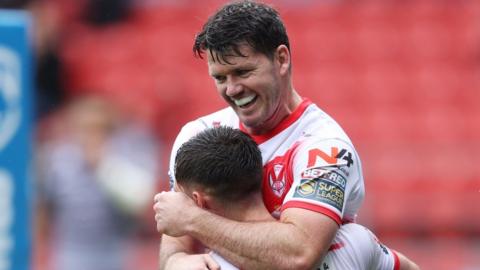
[
  {"xmin": 175, "ymin": 126, "xmax": 263, "ymax": 202},
  {"xmin": 193, "ymin": 1, "xmax": 290, "ymax": 63}
]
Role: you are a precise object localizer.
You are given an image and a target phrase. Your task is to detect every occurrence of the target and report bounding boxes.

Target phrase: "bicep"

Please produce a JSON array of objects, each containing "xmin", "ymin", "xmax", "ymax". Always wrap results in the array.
[{"xmin": 280, "ymin": 208, "xmax": 339, "ymax": 260}]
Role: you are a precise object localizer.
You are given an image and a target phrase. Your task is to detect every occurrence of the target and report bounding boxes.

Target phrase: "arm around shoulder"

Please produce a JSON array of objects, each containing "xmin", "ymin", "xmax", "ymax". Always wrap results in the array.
[
  {"xmin": 278, "ymin": 207, "xmax": 339, "ymax": 269},
  {"xmin": 186, "ymin": 207, "xmax": 339, "ymax": 270}
]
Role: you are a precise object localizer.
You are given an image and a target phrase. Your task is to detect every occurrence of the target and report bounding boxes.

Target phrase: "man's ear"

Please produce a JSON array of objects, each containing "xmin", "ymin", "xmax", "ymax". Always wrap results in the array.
[
  {"xmin": 192, "ymin": 191, "xmax": 207, "ymax": 209},
  {"xmin": 176, "ymin": 183, "xmax": 206, "ymax": 208},
  {"xmin": 275, "ymin": 44, "xmax": 291, "ymax": 76}
]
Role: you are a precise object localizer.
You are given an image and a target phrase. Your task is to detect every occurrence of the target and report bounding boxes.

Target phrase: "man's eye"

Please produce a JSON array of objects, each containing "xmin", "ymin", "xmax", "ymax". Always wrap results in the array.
[
  {"xmin": 236, "ymin": 70, "xmax": 250, "ymax": 77},
  {"xmin": 214, "ymin": 76, "xmax": 226, "ymax": 83}
]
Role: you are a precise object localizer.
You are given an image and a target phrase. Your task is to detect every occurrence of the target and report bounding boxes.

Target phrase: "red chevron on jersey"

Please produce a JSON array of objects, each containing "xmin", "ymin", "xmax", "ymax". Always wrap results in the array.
[{"xmin": 262, "ymin": 144, "xmax": 297, "ymax": 215}]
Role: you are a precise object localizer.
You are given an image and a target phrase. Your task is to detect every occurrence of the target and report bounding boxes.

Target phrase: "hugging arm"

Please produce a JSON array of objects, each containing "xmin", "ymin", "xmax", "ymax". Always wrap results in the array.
[{"xmin": 155, "ymin": 191, "xmax": 338, "ymax": 270}]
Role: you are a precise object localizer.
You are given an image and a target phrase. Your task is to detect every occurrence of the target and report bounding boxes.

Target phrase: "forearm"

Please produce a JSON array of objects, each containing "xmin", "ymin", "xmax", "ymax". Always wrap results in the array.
[
  {"xmin": 187, "ymin": 210, "xmax": 332, "ymax": 270},
  {"xmin": 201, "ymin": 222, "xmax": 303, "ymax": 270},
  {"xmin": 159, "ymin": 235, "xmax": 195, "ymax": 270}
]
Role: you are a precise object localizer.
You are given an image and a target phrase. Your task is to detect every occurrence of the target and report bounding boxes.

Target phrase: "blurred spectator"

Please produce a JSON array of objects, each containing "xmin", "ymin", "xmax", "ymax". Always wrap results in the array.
[
  {"xmin": 30, "ymin": 0, "xmax": 66, "ymax": 119},
  {"xmin": 0, "ymin": 0, "xmax": 134, "ymax": 120},
  {"xmin": 35, "ymin": 94, "xmax": 160, "ymax": 270},
  {"xmin": 83, "ymin": 0, "xmax": 132, "ymax": 26},
  {"xmin": 0, "ymin": 0, "xmax": 31, "ymax": 9}
]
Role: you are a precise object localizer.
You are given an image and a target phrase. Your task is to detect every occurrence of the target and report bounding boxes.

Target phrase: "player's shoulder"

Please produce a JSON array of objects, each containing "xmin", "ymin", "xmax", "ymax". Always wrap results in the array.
[
  {"xmin": 337, "ymin": 223, "xmax": 381, "ymax": 258},
  {"xmin": 295, "ymin": 102, "xmax": 357, "ymax": 162},
  {"xmin": 176, "ymin": 107, "xmax": 237, "ymax": 137},
  {"xmin": 169, "ymin": 107, "xmax": 238, "ymax": 188},
  {"xmin": 196, "ymin": 106, "xmax": 239, "ymax": 128},
  {"xmin": 295, "ymin": 135, "xmax": 357, "ymax": 166},
  {"xmin": 298, "ymin": 103, "xmax": 352, "ymax": 141},
  {"xmin": 288, "ymin": 135, "xmax": 361, "ymax": 191},
  {"xmin": 339, "ymin": 223, "xmax": 373, "ymax": 240},
  {"xmin": 288, "ymin": 102, "xmax": 361, "ymax": 171}
]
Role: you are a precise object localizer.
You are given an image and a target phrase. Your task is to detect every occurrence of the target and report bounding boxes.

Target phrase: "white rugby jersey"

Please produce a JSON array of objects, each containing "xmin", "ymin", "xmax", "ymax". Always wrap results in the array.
[
  {"xmin": 209, "ymin": 223, "xmax": 400, "ymax": 270},
  {"xmin": 321, "ymin": 223, "xmax": 400, "ymax": 270},
  {"xmin": 169, "ymin": 99, "xmax": 365, "ymax": 224}
]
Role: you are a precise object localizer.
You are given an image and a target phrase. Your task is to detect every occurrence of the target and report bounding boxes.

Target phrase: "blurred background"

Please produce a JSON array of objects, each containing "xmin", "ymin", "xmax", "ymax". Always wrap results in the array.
[{"xmin": 0, "ymin": 0, "xmax": 479, "ymax": 269}]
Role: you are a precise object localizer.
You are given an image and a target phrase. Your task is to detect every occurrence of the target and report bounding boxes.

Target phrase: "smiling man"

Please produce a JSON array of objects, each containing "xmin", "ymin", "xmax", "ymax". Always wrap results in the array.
[{"xmin": 155, "ymin": 1, "xmax": 369, "ymax": 269}]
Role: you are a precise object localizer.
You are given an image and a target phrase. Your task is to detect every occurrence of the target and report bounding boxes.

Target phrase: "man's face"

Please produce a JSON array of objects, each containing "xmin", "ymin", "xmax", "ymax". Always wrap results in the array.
[{"xmin": 207, "ymin": 45, "xmax": 288, "ymax": 134}]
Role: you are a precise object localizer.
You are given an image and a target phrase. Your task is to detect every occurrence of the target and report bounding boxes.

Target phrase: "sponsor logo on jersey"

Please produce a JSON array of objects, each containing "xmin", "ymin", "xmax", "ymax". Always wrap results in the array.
[
  {"xmin": 301, "ymin": 167, "xmax": 328, "ymax": 179},
  {"xmin": 307, "ymin": 147, "xmax": 354, "ymax": 168},
  {"xmin": 293, "ymin": 177, "xmax": 345, "ymax": 211},
  {"xmin": 297, "ymin": 179, "xmax": 316, "ymax": 196},
  {"xmin": 301, "ymin": 168, "xmax": 346, "ymax": 189},
  {"xmin": 323, "ymin": 170, "xmax": 347, "ymax": 189},
  {"xmin": 267, "ymin": 163, "xmax": 286, "ymax": 197}
]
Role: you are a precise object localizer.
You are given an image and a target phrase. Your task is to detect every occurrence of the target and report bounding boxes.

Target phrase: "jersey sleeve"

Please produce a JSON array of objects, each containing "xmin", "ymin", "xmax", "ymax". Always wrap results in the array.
[
  {"xmin": 281, "ymin": 137, "xmax": 365, "ymax": 225},
  {"xmin": 367, "ymin": 228, "xmax": 400, "ymax": 270},
  {"xmin": 168, "ymin": 120, "xmax": 208, "ymax": 190},
  {"xmin": 320, "ymin": 223, "xmax": 398, "ymax": 270}
]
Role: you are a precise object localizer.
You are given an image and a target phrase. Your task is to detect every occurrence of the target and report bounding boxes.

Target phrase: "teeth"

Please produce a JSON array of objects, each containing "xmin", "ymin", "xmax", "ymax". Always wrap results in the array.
[{"xmin": 233, "ymin": 95, "xmax": 256, "ymax": 106}]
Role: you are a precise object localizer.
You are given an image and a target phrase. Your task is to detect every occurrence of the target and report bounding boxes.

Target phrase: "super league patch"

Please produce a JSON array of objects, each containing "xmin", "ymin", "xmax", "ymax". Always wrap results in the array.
[{"xmin": 293, "ymin": 173, "xmax": 346, "ymax": 211}]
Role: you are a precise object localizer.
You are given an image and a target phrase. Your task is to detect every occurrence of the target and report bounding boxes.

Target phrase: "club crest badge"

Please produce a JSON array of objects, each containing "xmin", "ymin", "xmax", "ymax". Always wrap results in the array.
[{"xmin": 267, "ymin": 163, "xmax": 286, "ymax": 197}]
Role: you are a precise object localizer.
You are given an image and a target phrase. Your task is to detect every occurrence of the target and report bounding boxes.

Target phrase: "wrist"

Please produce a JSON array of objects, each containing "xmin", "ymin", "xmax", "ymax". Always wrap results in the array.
[{"xmin": 185, "ymin": 206, "xmax": 209, "ymax": 235}]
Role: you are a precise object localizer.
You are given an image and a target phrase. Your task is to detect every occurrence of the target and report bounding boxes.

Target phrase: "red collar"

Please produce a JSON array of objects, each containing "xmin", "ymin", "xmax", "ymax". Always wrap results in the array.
[{"xmin": 239, "ymin": 98, "xmax": 312, "ymax": 144}]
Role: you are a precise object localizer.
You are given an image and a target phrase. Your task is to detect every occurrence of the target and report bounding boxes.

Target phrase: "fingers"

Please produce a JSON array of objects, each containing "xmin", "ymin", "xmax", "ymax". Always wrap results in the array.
[
  {"xmin": 153, "ymin": 192, "xmax": 169, "ymax": 233},
  {"xmin": 154, "ymin": 191, "xmax": 165, "ymax": 202},
  {"xmin": 155, "ymin": 214, "xmax": 164, "ymax": 233},
  {"xmin": 204, "ymin": 254, "xmax": 221, "ymax": 270}
]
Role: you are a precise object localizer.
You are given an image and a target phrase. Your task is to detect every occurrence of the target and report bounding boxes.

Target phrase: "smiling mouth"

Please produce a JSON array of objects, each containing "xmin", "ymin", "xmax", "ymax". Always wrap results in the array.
[{"xmin": 233, "ymin": 95, "xmax": 257, "ymax": 108}]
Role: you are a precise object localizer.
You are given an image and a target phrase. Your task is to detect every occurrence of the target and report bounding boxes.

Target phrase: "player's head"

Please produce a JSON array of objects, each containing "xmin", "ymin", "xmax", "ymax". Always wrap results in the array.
[
  {"xmin": 193, "ymin": 1, "xmax": 296, "ymax": 135},
  {"xmin": 193, "ymin": 1, "xmax": 290, "ymax": 63},
  {"xmin": 174, "ymin": 126, "xmax": 262, "ymax": 207}
]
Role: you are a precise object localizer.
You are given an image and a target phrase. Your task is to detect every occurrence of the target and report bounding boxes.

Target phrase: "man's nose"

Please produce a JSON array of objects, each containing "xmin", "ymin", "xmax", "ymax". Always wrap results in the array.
[{"xmin": 225, "ymin": 79, "xmax": 243, "ymax": 97}]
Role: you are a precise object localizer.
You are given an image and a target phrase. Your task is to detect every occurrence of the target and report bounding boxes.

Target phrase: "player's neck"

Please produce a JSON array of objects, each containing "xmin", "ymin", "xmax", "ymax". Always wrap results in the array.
[
  {"xmin": 244, "ymin": 89, "xmax": 302, "ymax": 135},
  {"xmin": 220, "ymin": 194, "xmax": 274, "ymax": 222}
]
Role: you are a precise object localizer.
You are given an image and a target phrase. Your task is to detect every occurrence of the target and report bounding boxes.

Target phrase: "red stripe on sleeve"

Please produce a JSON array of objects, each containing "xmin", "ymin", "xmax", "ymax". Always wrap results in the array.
[
  {"xmin": 392, "ymin": 250, "xmax": 400, "ymax": 270},
  {"xmin": 328, "ymin": 242, "xmax": 345, "ymax": 251},
  {"xmin": 281, "ymin": 201, "xmax": 342, "ymax": 226}
]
